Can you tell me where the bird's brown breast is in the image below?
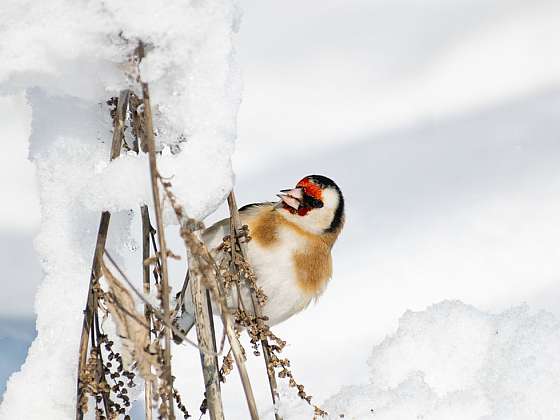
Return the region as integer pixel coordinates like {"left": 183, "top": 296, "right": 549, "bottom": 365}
{"left": 247, "top": 207, "right": 337, "bottom": 295}
{"left": 292, "top": 242, "right": 332, "bottom": 295}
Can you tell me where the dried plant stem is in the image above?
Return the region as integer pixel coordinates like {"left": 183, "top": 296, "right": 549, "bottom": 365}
{"left": 111, "top": 90, "right": 130, "bottom": 158}
{"left": 160, "top": 181, "right": 260, "bottom": 420}
{"left": 227, "top": 192, "right": 282, "bottom": 420}
{"left": 141, "top": 205, "right": 154, "bottom": 420}
{"left": 104, "top": 251, "right": 215, "bottom": 353}
{"left": 188, "top": 241, "right": 259, "bottom": 420}
{"left": 76, "top": 89, "right": 129, "bottom": 420}
{"left": 206, "top": 289, "right": 220, "bottom": 363}
{"left": 92, "top": 303, "right": 112, "bottom": 416}
{"left": 141, "top": 80, "right": 175, "bottom": 420}
{"left": 188, "top": 260, "right": 224, "bottom": 420}
{"left": 76, "top": 213, "right": 108, "bottom": 420}
{"left": 222, "top": 299, "right": 260, "bottom": 420}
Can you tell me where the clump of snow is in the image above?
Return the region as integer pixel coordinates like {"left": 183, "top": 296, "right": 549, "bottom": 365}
{"left": 316, "top": 301, "right": 560, "bottom": 419}
{"left": 0, "top": 1, "right": 241, "bottom": 419}
{"left": 1, "top": 0, "right": 242, "bottom": 220}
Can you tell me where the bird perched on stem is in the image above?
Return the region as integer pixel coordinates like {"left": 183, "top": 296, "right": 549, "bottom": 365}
{"left": 174, "top": 175, "right": 344, "bottom": 339}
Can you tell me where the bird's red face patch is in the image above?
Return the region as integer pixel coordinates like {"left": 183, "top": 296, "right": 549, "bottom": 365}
{"left": 283, "top": 201, "right": 311, "bottom": 216}
{"left": 281, "top": 177, "right": 324, "bottom": 216}
{"left": 297, "top": 178, "right": 322, "bottom": 201}
{"left": 289, "top": 178, "right": 322, "bottom": 216}
{"left": 296, "top": 207, "right": 311, "bottom": 216}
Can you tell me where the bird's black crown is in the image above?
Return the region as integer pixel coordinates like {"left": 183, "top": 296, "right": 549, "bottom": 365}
{"left": 306, "top": 175, "right": 339, "bottom": 190}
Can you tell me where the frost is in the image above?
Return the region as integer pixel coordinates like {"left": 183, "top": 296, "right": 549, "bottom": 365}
{"left": 315, "top": 301, "right": 560, "bottom": 420}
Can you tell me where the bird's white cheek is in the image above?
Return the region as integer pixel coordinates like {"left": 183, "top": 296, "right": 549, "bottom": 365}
{"left": 284, "top": 207, "right": 335, "bottom": 234}
{"left": 307, "top": 208, "right": 336, "bottom": 231}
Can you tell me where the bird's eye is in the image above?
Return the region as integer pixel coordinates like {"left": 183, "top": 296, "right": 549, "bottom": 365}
{"left": 302, "top": 194, "right": 323, "bottom": 209}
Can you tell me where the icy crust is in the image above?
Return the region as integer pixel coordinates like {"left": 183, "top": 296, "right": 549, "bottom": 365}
{"left": 315, "top": 301, "right": 560, "bottom": 420}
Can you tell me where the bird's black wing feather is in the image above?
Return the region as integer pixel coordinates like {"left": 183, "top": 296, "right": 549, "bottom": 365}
{"left": 238, "top": 202, "right": 273, "bottom": 213}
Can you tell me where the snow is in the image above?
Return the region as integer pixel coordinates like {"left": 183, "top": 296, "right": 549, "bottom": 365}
{"left": 1, "top": 0, "right": 241, "bottom": 220}
{"left": 0, "top": 94, "right": 39, "bottom": 230}
{"left": 0, "top": 0, "right": 241, "bottom": 418}
{"left": 315, "top": 301, "right": 560, "bottom": 420}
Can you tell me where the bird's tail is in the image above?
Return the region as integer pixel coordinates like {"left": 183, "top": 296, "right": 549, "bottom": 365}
{"left": 172, "top": 310, "right": 195, "bottom": 344}
{"left": 172, "top": 270, "right": 195, "bottom": 344}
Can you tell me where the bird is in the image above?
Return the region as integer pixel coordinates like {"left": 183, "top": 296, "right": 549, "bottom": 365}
{"left": 173, "top": 175, "right": 345, "bottom": 340}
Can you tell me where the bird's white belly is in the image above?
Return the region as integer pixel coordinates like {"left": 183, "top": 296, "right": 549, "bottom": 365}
{"left": 202, "top": 217, "right": 313, "bottom": 326}
{"left": 245, "top": 228, "right": 311, "bottom": 326}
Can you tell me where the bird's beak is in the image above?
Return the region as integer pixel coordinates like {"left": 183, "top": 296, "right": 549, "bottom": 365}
{"left": 276, "top": 187, "right": 303, "bottom": 210}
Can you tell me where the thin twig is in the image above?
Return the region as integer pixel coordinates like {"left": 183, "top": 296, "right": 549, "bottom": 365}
{"left": 75, "top": 89, "right": 129, "bottom": 420}
{"left": 227, "top": 192, "right": 282, "bottom": 420}
{"left": 140, "top": 70, "right": 175, "bottom": 420}
{"left": 92, "top": 305, "right": 112, "bottom": 416}
{"left": 103, "top": 251, "right": 218, "bottom": 356}
{"left": 189, "top": 259, "right": 225, "bottom": 420}
{"left": 111, "top": 90, "right": 130, "bottom": 159}
{"left": 160, "top": 180, "right": 260, "bottom": 420}
{"left": 76, "top": 212, "right": 110, "bottom": 420}
{"left": 141, "top": 205, "right": 154, "bottom": 420}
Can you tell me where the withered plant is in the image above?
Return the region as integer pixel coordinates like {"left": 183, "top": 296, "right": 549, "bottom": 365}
{"left": 75, "top": 42, "right": 327, "bottom": 420}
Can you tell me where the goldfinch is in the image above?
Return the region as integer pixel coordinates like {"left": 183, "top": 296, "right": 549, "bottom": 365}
{"left": 174, "top": 175, "right": 344, "bottom": 338}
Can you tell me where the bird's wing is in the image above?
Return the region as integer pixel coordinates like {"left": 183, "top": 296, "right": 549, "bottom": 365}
{"left": 173, "top": 202, "right": 276, "bottom": 343}
{"left": 202, "top": 202, "right": 275, "bottom": 249}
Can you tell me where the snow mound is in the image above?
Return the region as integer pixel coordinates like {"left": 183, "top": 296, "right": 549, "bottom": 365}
{"left": 290, "top": 301, "right": 560, "bottom": 419}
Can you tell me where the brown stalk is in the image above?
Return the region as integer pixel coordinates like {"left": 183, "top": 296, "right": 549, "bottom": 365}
{"left": 225, "top": 194, "right": 327, "bottom": 418}
{"left": 101, "top": 260, "right": 159, "bottom": 381}
{"left": 92, "top": 301, "right": 111, "bottom": 416}
{"left": 141, "top": 205, "right": 154, "bottom": 420}
{"left": 160, "top": 181, "right": 260, "bottom": 420}
{"left": 188, "top": 259, "right": 225, "bottom": 420}
{"left": 226, "top": 192, "right": 282, "bottom": 420}
{"left": 75, "top": 89, "right": 129, "bottom": 420}
{"left": 103, "top": 251, "right": 216, "bottom": 354}
{"left": 188, "top": 237, "right": 259, "bottom": 420}
{"left": 141, "top": 78, "right": 176, "bottom": 420}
